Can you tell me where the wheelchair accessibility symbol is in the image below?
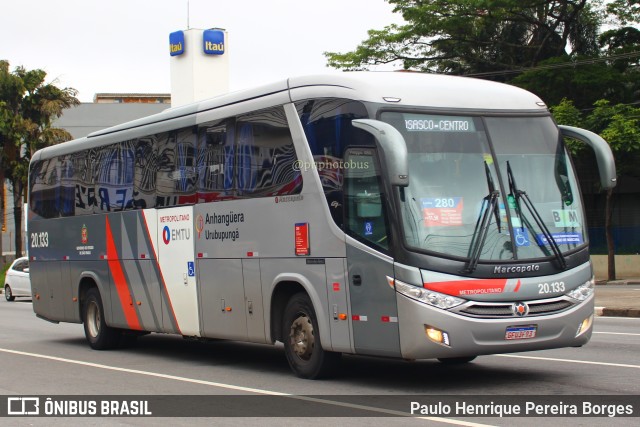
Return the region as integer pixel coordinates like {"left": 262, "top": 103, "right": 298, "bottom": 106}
{"left": 364, "top": 221, "right": 373, "bottom": 236}
{"left": 515, "top": 228, "right": 530, "bottom": 247}
{"left": 187, "top": 261, "right": 195, "bottom": 277}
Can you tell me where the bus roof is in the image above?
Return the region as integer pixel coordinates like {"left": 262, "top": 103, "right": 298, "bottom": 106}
{"left": 287, "top": 72, "right": 546, "bottom": 111}
{"left": 89, "top": 72, "right": 545, "bottom": 138}
{"left": 34, "top": 72, "right": 547, "bottom": 161}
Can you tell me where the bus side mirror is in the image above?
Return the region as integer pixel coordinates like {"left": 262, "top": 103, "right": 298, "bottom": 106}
{"left": 559, "top": 125, "right": 617, "bottom": 190}
{"left": 352, "top": 119, "right": 409, "bottom": 187}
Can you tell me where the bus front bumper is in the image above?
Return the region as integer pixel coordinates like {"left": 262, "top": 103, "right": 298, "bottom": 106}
{"left": 396, "top": 293, "right": 594, "bottom": 360}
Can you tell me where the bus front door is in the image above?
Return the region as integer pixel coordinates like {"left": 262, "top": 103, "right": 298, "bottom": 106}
{"left": 343, "top": 147, "right": 401, "bottom": 357}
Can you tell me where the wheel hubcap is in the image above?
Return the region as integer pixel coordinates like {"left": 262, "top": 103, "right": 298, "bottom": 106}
{"left": 87, "top": 301, "right": 101, "bottom": 338}
{"left": 289, "top": 315, "right": 314, "bottom": 361}
{"left": 5, "top": 287, "right": 11, "bottom": 299}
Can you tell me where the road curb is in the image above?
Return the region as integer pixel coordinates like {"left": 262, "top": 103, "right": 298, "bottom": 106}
{"left": 597, "top": 280, "right": 640, "bottom": 285}
{"left": 595, "top": 306, "right": 640, "bottom": 318}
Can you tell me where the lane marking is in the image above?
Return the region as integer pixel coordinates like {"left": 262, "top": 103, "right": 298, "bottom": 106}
{"left": 593, "top": 331, "right": 640, "bottom": 336}
{"left": 0, "top": 347, "right": 492, "bottom": 426}
{"left": 495, "top": 354, "right": 640, "bottom": 369}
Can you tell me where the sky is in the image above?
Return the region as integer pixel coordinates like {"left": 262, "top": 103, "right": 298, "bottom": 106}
{"left": 1, "top": 0, "right": 404, "bottom": 102}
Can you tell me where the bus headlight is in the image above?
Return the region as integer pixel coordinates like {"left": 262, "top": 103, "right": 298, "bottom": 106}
{"left": 576, "top": 315, "right": 593, "bottom": 337}
{"left": 425, "top": 325, "right": 451, "bottom": 346}
{"left": 566, "top": 277, "right": 595, "bottom": 301}
{"left": 390, "top": 277, "right": 465, "bottom": 309}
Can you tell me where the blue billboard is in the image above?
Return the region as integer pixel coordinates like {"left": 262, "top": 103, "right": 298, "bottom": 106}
{"left": 203, "top": 29, "right": 225, "bottom": 55}
{"left": 170, "top": 31, "right": 185, "bottom": 56}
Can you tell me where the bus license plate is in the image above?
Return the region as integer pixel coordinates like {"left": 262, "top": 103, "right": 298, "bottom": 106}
{"left": 505, "top": 325, "right": 537, "bottom": 340}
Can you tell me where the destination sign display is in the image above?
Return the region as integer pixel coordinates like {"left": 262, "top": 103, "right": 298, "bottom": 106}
{"left": 403, "top": 114, "right": 476, "bottom": 132}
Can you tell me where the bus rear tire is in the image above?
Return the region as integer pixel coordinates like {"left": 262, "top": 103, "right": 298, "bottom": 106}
{"left": 282, "top": 292, "right": 340, "bottom": 379}
{"left": 83, "top": 288, "right": 121, "bottom": 350}
{"left": 437, "top": 356, "right": 477, "bottom": 365}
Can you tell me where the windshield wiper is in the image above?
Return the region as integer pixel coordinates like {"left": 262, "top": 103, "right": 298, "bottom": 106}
{"left": 484, "top": 161, "right": 502, "bottom": 233}
{"left": 507, "top": 161, "right": 567, "bottom": 270}
{"left": 462, "top": 161, "right": 500, "bottom": 273}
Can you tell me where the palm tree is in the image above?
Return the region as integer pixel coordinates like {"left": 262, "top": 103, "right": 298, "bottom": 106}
{"left": 0, "top": 61, "right": 79, "bottom": 256}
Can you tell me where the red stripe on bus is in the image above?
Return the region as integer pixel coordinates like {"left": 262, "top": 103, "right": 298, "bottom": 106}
{"left": 105, "top": 218, "right": 141, "bottom": 330}
{"left": 423, "top": 279, "right": 508, "bottom": 297}
{"left": 140, "top": 211, "right": 182, "bottom": 335}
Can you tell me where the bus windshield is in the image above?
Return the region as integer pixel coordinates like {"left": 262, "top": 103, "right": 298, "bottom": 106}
{"left": 380, "top": 112, "right": 586, "bottom": 263}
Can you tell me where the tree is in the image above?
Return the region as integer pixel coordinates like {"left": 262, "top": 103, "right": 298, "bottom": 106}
{"left": 550, "top": 97, "right": 584, "bottom": 130}
{"left": 512, "top": 56, "right": 627, "bottom": 109}
{"left": 553, "top": 98, "right": 640, "bottom": 280}
{"left": 0, "top": 60, "right": 79, "bottom": 256}
{"left": 0, "top": 61, "right": 27, "bottom": 257}
{"left": 513, "top": 25, "right": 640, "bottom": 108}
{"left": 606, "top": 0, "right": 640, "bottom": 25}
{"left": 587, "top": 100, "right": 640, "bottom": 280}
{"left": 325, "top": 0, "right": 604, "bottom": 76}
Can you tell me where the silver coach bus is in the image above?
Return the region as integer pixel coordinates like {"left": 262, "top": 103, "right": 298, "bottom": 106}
{"left": 28, "top": 72, "right": 616, "bottom": 378}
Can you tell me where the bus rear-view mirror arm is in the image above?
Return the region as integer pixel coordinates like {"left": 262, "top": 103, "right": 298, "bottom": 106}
{"left": 559, "top": 125, "right": 617, "bottom": 190}
{"left": 352, "top": 119, "right": 409, "bottom": 187}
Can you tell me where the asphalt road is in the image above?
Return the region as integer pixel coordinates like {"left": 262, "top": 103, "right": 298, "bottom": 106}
{"left": 0, "top": 299, "right": 638, "bottom": 426}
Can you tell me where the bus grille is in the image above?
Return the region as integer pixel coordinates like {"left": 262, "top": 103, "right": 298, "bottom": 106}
{"left": 458, "top": 299, "right": 575, "bottom": 318}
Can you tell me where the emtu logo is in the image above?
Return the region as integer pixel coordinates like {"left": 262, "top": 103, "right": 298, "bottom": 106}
{"left": 162, "top": 226, "right": 191, "bottom": 245}
{"left": 162, "top": 226, "right": 171, "bottom": 245}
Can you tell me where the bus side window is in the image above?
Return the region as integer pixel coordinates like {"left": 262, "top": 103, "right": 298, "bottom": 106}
{"left": 58, "top": 154, "right": 76, "bottom": 217}
{"left": 29, "top": 159, "right": 59, "bottom": 219}
{"left": 93, "top": 142, "right": 135, "bottom": 213}
{"left": 295, "top": 98, "right": 372, "bottom": 229}
{"left": 134, "top": 137, "right": 157, "bottom": 209}
{"left": 197, "top": 120, "right": 234, "bottom": 202}
{"left": 236, "top": 107, "right": 301, "bottom": 198}
{"left": 343, "top": 148, "right": 390, "bottom": 251}
{"left": 156, "top": 128, "right": 197, "bottom": 207}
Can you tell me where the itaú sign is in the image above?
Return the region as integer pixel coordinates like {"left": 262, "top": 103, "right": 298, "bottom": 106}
{"left": 169, "top": 30, "right": 185, "bottom": 56}
{"left": 203, "top": 29, "right": 224, "bottom": 55}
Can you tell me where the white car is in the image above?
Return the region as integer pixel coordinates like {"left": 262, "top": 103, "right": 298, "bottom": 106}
{"left": 4, "top": 257, "right": 31, "bottom": 301}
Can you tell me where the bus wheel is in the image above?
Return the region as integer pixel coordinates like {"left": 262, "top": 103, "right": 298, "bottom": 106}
{"left": 282, "top": 293, "right": 340, "bottom": 379}
{"left": 437, "top": 356, "right": 477, "bottom": 365}
{"left": 83, "top": 288, "right": 120, "bottom": 350}
{"left": 4, "top": 285, "right": 15, "bottom": 302}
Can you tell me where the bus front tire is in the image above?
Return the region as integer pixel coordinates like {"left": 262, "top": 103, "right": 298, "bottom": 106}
{"left": 282, "top": 292, "right": 340, "bottom": 379}
{"left": 437, "top": 356, "right": 477, "bottom": 365}
{"left": 83, "top": 288, "right": 121, "bottom": 350}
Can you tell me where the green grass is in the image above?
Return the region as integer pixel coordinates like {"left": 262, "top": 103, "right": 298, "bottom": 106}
{"left": 0, "top": 261, "right": 11, "bottom": 290}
